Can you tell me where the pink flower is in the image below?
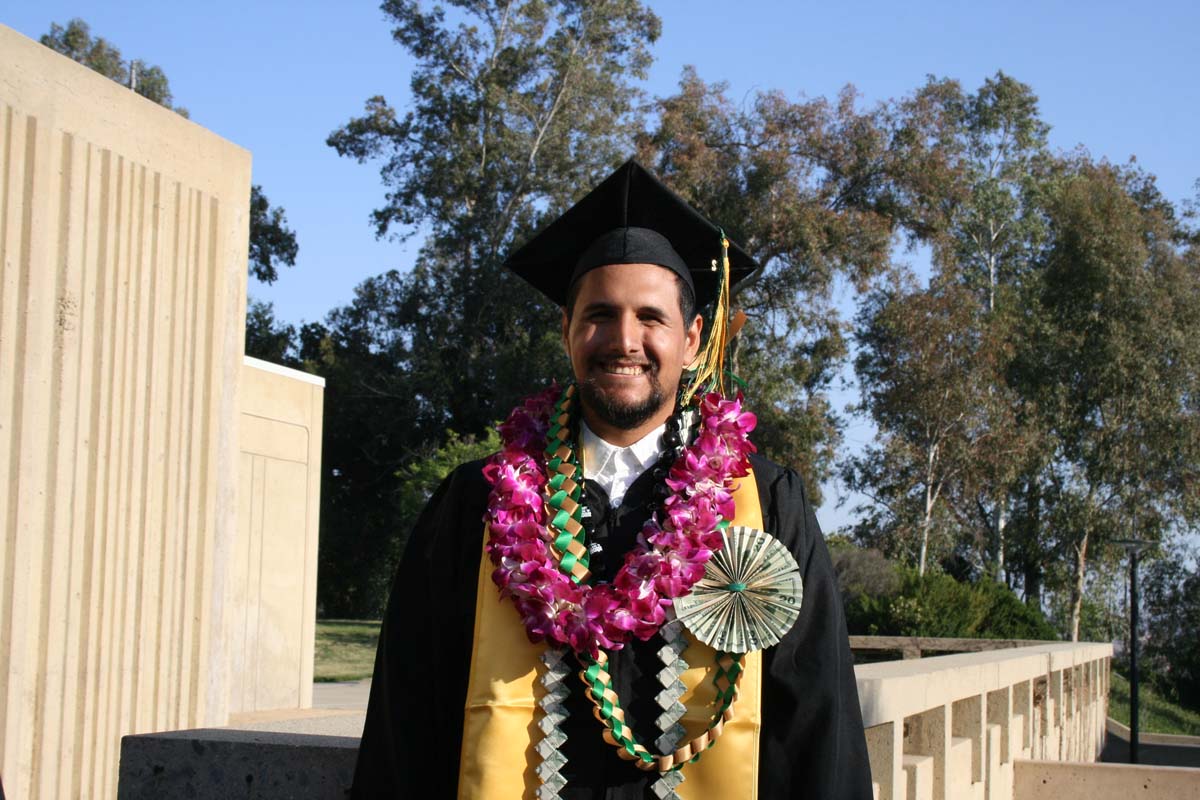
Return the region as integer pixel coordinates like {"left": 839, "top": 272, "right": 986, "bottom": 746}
{"left": 483, "top": 384, "right": 757, "bottom": 656}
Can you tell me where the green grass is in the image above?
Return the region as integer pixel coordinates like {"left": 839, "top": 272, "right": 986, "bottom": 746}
{"left": 315, "top": 619, "right": 381, "bottom": 682}
{"left": 1108, "top": 669, "right": 1200, "bottom": 736}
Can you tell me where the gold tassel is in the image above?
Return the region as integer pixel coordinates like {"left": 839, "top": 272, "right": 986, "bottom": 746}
{"left": 683, "top": 233, "right": 733, "bottom": 405}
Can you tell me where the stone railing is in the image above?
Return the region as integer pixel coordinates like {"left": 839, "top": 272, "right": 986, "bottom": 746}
{"left": 850, "top": 636, "right": 1061, "bottom": 661}
{"left": 855, "top": 641, "right": 1113, "bottom": 800}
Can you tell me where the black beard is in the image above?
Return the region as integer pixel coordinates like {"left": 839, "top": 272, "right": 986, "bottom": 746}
{"left": 577, "top": 369, "right": 670, "bottom": 432}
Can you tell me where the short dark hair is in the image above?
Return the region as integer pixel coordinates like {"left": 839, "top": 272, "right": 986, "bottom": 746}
{"left": 563, "top": 268, "right": 696, "bottom": 323}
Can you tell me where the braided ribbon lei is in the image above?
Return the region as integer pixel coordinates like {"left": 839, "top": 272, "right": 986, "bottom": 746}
{"left": 582, "top": 648, "right": 745, "bottom": 772}
{"left": 483, "top": 383, "right": 757, "bottom": 771}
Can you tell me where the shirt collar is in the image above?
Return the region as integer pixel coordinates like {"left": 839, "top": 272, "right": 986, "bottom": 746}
{"left": 579, "top": 420, "right": 666, "bottom": 505}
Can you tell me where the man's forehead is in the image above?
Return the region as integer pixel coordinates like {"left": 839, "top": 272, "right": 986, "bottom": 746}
{"left": 579, "top": 261, "right": 679, "bottom": 285}
{"left": 569, "top": 262, "right": 683, "bottom": 305}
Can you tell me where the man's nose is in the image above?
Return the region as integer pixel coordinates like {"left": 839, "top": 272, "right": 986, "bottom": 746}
{"left": 616, "top": 312, "right": 641, "bottom": 353}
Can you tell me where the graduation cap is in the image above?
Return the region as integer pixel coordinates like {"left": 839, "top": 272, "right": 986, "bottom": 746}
{"left": 503, "top": 159, "right": 758, "bottom": 309}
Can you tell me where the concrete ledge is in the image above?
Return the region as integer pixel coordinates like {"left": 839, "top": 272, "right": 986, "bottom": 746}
{"left": 118, "top": 729, "right": 357, "bottom": 800}
{"left": 855, "top": 643, "right": 1111, "bottom": 726}
{"left": 1013, "top": 759, "right": 1200, "bottom": 799}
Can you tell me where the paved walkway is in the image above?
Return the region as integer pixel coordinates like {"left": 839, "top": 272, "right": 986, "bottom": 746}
{"left": 313, "top": 678, "right": 371, "bottom": 709}
{"left": 223, "top": 681, "right": 372, "bottom": 738}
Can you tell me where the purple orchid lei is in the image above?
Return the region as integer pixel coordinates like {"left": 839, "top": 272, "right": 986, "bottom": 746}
{"left": 482, "top": 384, "right": 757, "bottom": 659}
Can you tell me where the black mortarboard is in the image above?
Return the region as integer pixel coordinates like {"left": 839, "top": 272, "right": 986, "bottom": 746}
{"left": 503, "top": 159, "right": 758, "bottom": 308}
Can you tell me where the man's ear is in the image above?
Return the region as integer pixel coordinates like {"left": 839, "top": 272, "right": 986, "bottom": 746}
{"left": 684, "top": 313, "right": 704, "bottom": 363}
{"left": 561, "top": 307, "right": 571, "bottom": 359}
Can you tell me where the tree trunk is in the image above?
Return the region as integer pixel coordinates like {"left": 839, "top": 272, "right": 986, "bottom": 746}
{"left": 994, "top": 500, "right": 1007, "bottom": 582}
{"left": 1023, "top": 564, "right": 1041, "bottom": 608}
{"left": 919, "top": 482, "right": 934, "bottom": 576}
{"left": 1019, "top": 476, "right": 1043, "bottom": 605}
{"left": 1069, "top": 530, "right": 1090, "bottom": 642}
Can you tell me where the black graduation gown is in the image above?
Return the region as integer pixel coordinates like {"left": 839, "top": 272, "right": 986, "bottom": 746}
{"left": 350, "top": 453, "right": 873, "bottom": 799}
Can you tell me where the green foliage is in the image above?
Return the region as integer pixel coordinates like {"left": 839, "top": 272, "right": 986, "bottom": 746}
{"left": 394, "top": 427, "right": 501, "bottom": 559}
{"left": 636, "top": 71, "right": 898, "bottom": 492}
{"left": 317, "top": 427, "right": 500, "bottom": 618}
{"left": 323, "top": 0, "right": 664, "bottom": 444}
{"left": 830, "top": 541, "right": 901, "bottom": 603}
{"left": 316, "top": 0, "right": 664, "bottom": 615}
{"left": 1012, "top": 159, "right": 1200, "bottom": 638}
{"left": 1109, "top": 669, "right": 1200, "bottom": 737}
{"left": 849, "top": 69, "right": 1200, "bottom": 648}
{"left": 1141, "top": 553, "right": 1200, "bottom": 711}
{"left": 844, "top": 280, "right": 996, "bottom": 574}
{"left": 41, "top": 18, "right": 189, "bottom": 116}
{"left": 1071, "top": 594, "right": 1123, "bottom": 646}
{"left": 834, "top": 546, "right": 1058, "bottom": 640}
{"left": 248, "top": 185, "right": 299, "bottom": 285}
{"left": 849, "top": 72, "right": 1051, "bottom": 583}
{"left": 244, "top": 300, "right": 299, "bottom": 364}
{"left": 889, "top": 572, "right": 1058, "bottom": 639}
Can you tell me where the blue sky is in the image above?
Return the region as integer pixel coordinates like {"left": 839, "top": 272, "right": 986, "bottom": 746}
{"left": 5, "top": 1, "right": 1198, "bottom": 529}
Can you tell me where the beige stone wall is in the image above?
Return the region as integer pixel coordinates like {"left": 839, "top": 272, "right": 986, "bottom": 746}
{"left": 230, "top": 357, "right": 324, "bottom": 714}
{"left": 856, "top": 642, "right": 1113, "bottom": 800}
{"left": 0, "top": 24, "right": 250, "bottom": 799}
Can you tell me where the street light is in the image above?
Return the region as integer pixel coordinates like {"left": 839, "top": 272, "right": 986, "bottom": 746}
{"left": 1112, "top": 538, "right": 1152, "bottom": 763}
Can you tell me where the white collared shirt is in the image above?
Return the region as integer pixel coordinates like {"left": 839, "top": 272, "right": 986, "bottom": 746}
{"left": 579, "top": 420, "right": 666, "bottom": 507}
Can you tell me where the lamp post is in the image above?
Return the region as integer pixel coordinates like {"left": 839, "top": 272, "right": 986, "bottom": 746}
{"left": 1112, "top": 538, "right": 1152, "bottom": 763}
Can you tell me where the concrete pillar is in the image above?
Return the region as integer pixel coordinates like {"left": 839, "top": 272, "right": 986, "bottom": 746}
{"left": 987, "top": 686, "right": 1012, "bottom": 765}
{"left": 1013, "top": 679, "right": 1033, "bottom": 756}
{"left": 984, "top": 724, "right": 1006, "bottom": 800}
{"left": 1050, "top": 670, "right": 1064, "bottom": 760}
{"left": 1033, "top": 676, "right": 1049, "bottom": 760}
{"left": 866, "top": 721, "right": 904, "bottom": 800}
{"left": 952, "top": 694, "right": 985, "bottom": 783}
{"left": 903, "top": 753, "right": 934, "bottom": 800}
{"left": 905, "top": 705, "right": 950, "bottom": 800}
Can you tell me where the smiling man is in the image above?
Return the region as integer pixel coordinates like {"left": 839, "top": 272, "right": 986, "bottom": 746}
{"left": 351, "top": 161, "right": 872, "bottom": 799}
{"left": 565, "top": 260, "right": 702, "bottom": 445}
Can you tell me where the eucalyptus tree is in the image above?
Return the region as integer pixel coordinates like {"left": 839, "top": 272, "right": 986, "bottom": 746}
{"left": 1018, "top": 159, "right": 1200, "bottom": 639}
{"left": 845, "top": 280, "right": 1009, "bottom": 574}
{"left": 321, "top": 0, "right": 663, "bottom": 614}
{"left": 906, "top": 74, "right": 1050, "bottom": 580}
{"left": 635, "top": 68, "right": 896, "bottom": 494}
{"left": 847, "top": 73, "right": 1050, "bottom": 580}
{"left": 328, "top": 0, "right": 662, "bottom": 438}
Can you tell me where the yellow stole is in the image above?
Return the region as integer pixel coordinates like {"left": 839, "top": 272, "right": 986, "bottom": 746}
{"left": 457, "top": 470, "right": 764, "bottom": 799}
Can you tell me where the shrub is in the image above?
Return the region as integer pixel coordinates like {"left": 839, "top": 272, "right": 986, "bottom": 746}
{"left": 830, "top": 544, "right": 1058, "bottom": 640}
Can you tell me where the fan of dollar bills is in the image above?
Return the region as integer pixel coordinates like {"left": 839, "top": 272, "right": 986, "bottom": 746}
{"left": 673, "top": 526, "right": 803, "bottom": 654}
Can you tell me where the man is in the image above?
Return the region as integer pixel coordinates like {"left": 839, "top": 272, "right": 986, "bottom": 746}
{"left": 352, "top": 160, "right": 873, "bottom": 799}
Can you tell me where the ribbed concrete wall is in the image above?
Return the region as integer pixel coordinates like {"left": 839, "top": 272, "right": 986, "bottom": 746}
{"left": 0, "top": 24, "right": 250, "bottom": 799}
{"left": 230, "top": 357, "right": 324, "bottom": 715}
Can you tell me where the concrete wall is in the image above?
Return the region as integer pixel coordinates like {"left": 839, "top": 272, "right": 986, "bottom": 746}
{"left": 1013, "top": 760, "right": 1200, "bottom": 799}
{"left": 230, "top": 357, "right": 324, "bottom": 714}
{"left": 856, "top": 642, "right": 1113, "bottom": 800}
{"left": 0, "top": 24, "right": 250, "bottom": 799}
